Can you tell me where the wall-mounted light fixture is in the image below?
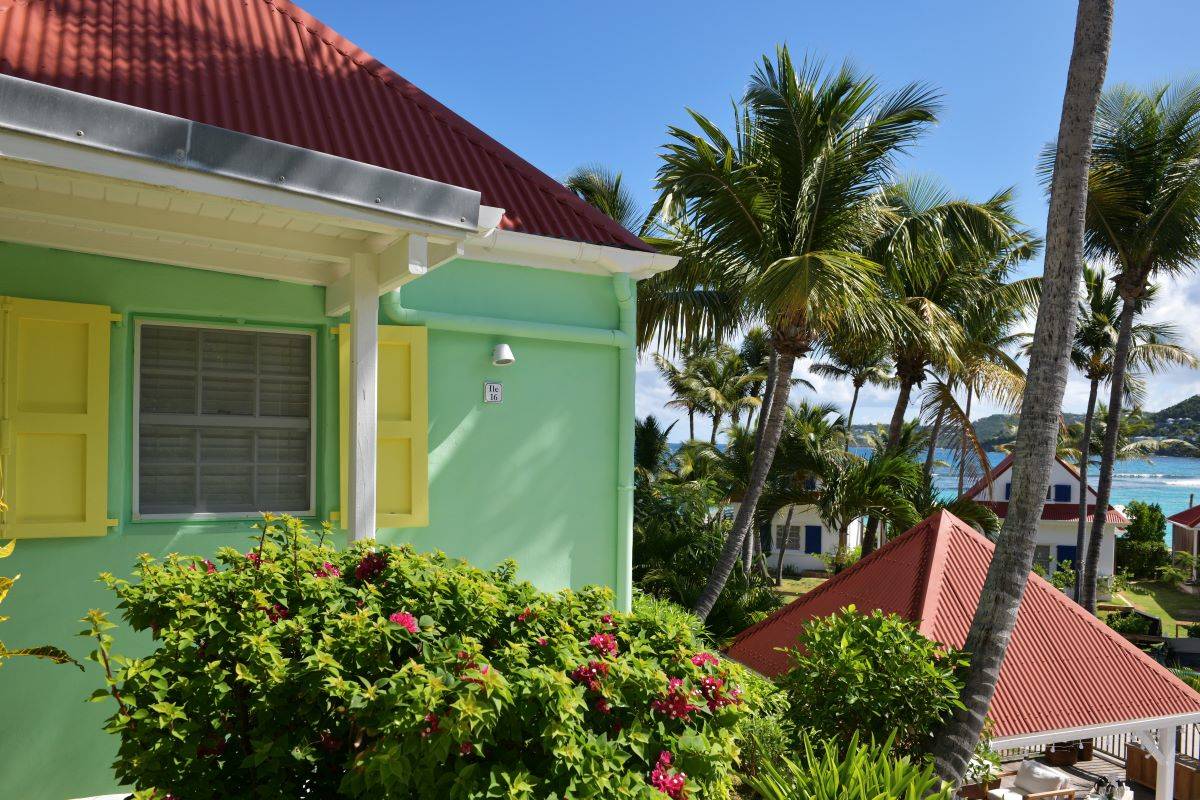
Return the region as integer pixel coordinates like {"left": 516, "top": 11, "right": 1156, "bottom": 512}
{"left": 492, "top": 343, "right": 516, "bottom": 366}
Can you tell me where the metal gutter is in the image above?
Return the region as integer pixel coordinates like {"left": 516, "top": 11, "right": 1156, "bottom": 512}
{"left": 0, "top": 72, "right": 481, "bottom": 233}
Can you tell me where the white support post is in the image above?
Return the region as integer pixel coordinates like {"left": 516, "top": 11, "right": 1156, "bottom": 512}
{"left": 1137, "top": 726, "right": 1178, "bottom": 800}
{"left": 347, "top": 252, "right": 379, "bottom": 542}
{"left": 1156, "top": 725, "right": 1177, "bottom": 800}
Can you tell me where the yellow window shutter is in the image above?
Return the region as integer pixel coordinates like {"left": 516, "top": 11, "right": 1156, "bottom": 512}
{"left": 0, "top": 297, "right": 112, "bottom": 538}
{"left": 338, "top": 324, "right": 429, "bottom": 528}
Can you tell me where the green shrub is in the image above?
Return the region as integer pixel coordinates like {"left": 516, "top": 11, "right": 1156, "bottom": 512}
{"left": 1117, "top": 502, "right": 1171, "bottom": 579}
{"left": 744, "top": 733, "right": 952, "bottom": 800}
{"left": 1049, "top": 561, "right": 1076, "bottom": 593}
{"left": 86, "top": 515, "right": 766, "bottom": 799}
{"left": 737, "top": 715, "right": 793, "bottom": 783}
{"left": 634, "top": 480, "right": 781, "bottom": 642}
{"left": 778, "top": 607, "right": 966, "bottom": 757}
{"left": 1105, "top": 610, "right": 1158, "bottom": 636}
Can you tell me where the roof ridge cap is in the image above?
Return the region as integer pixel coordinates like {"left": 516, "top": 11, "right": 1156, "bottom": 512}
{"left": 915, "top": 512, "right": 955, "bottom": 636}
{"left": 258, "top": 0, "right": 650, "bottom": 251}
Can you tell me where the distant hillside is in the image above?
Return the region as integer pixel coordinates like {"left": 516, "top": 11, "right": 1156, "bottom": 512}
{"left": 830, "top": 395, "right": 1200, "bottom": 457}
{"left": 1147, "top": 395, "right": 1200, "bottom": 455}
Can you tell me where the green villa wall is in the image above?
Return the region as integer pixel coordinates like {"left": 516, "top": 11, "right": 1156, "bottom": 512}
{"left": 0, "top": 241, "right": 621, "bottom": 800}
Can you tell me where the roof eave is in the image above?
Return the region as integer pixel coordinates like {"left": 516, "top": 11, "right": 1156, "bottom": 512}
{"left": 0, "top": 72, "right": 482, "bottom": 235}
{"left": 992, "top": 711, "right": 1200, "bottom": 749}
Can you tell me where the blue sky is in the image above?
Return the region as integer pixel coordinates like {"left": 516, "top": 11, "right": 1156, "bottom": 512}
{"left": 304, "top": 0, "right": 1200, "bottom": 434}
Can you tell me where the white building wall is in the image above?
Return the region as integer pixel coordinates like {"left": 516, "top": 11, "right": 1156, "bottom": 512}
{"left": 766, "top": 504, "right": 863, "bottom": 574}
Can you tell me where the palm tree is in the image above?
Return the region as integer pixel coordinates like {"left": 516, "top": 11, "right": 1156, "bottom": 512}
{"left": 652, "top": 343, "right": 712, "bottom": 441}
{"left": 873, "top": 178, "right": 1036, "bottom": 451}
{"left": 1067, "top": 267, "right": 1196, "bottom": 596}
{"left": 813, "top": 451, "right": 922, "bottom": 566}
{"left": 931, "top": 0, "right": 1113, "bottom": 783}
{"left": 690, "top": 344, "right": 766, "bottom": 444}
{"left": 652, "top": 48, "right": 940, "bottom": 621}
{"left": 857, "top": 420, "right": 930, "bottom": 553}
{"left": 564, "top": 165, "right": 645, "bottom": 235}
{"left": 758, "top": 402, "right": 846, "bottom": 581}
{"left": 634, "top": 415, "right": 677, "bottom": 481}
{"left": 739, "top": 327, "right": 773, "bottom": 432}
{"left": 1071, "top": 80, "right": 1200, "bottom": 613}
{"left": 810, "top": 340, "right": 895, "bottom": 450}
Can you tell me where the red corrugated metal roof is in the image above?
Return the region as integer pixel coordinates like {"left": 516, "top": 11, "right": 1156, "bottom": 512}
{"left": 0, "top": 0, "right": 652, "bottom": 252}
{"left": 976, "top": 500, "right": 1129, "bottom": 525}
{"left": 727, "top": 510, "right": 1200, "bottom": 739}
{"left": 1169, "top": 505, "right": 1200, "bottom": 530}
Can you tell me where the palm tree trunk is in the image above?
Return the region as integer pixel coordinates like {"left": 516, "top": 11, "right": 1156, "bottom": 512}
{"left": 1081, "top": 302, "right": 1136, "bottom": 611}
{"left": 755, "top": 350, "right": 779, "bottom": 453}
{"left": 861, "top": 517, "right": 880, "bottom": 557}
{"left": 925, "top": 409, "right": 946, "bottom": 481}
{"left": 688, "top": 409, "right": 695, "bottom": 441}
{"left": 931, "top": 0, "right": 1112, "bottom": 784}
{"left": 837, "top": 523, "right": 849, "bottom": 564}
{"left": 693, "top": 352, "right": 797, "bottom": 621}
{"left": 957, "top": 388, "right": 974, "bottom": 497}
{"left": 845, "top": 383, "right": 862, "bottom": 453}
{"left": 887, "top": 377, "right": 915, "bottom": 450}
{"left": 774, "top": 505, "right": 796, "bottom": 585}
{"left": 1074, "top": 378, "right": 1100, "bottom": 598}
{"left": 709, "top": 411, "right": 723, "bottom": 446}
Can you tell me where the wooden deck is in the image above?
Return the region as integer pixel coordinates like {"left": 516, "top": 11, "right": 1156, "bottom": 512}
{"left": 998, "top": 756, "right": 1150, "bottom": 799}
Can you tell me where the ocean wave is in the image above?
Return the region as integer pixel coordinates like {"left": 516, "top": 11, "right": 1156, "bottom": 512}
{"left": 1119, "top": 473, "right": 1168, "bottom": 479}
{"left": 1160, "top": 478, "right": 1200, "bottom": 488}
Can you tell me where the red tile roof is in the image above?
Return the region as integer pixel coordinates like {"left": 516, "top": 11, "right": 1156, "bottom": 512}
{"left": 727, "top": 510, "right": 1200, "bottom": 740}
{"left": 0, "top": 0, "right": 652, "bottom": 252}
{"left": 1170, "top": 505, "right": 1200, "bottom": 530}
{"left": 963, "top": 454, "right": 1127, "bottom": 524}
{"left": 977, "top": 501, "right": 1129, "bottom": 525}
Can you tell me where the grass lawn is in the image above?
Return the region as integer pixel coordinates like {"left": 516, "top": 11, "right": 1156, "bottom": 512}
{"left": 1118, "top": 581, "right": 1200, "bottom": 634}
{"left": 776, "top": 576, "right": 827, "bottom": 600}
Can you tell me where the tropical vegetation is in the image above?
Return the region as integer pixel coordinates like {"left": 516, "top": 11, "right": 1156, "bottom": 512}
{"left": 779, "top": 608, "right": 967, "bottom": 758}
{"left": 86, "top": 515, "right": 775, "bottom": 800}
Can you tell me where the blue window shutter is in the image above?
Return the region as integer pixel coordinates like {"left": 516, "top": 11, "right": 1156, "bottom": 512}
{"left": 1005, "top": 483, "right": 1012, "bottom": 500}
{"left": 804, "top": 525, "right": 822, "bottom": 554}
{"left": 1054, "top": 484, "right": 1071, "bottom": 502}
{"left": 1056, "top": 545, "right": 1077, "bottom": 567}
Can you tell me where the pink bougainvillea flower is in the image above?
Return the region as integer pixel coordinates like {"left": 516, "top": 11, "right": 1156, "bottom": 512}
{"left": 459, "top": 741, "right": 473, "bottom": 756}
{"left": 388, "top": 611, "right": 419, "bottom": 633}
{"left": 650, "top": 751, "right": 688, "bottom": 798}
{"left": 314, "top": 561, "right": 341, "bottom": 578}
{"left": 354, "top": 551, "right": 387, "bottom": 582}
{"left": 537, "top": 637, "right": 549, "bottom": 647}
{"left": 690, "top": 652, "right": 719, "bottom": 668}
{"left": 517, "top": 607, "right": 533, "bottom": 622}
{"left": 203, "top": 559, "right": 217, "bottom": 574}
{"left": 594, "top": 697, "right": 611, "bottom": 714}
{"left": 265, "top": 603, "right": 289, "bottom": 623}
{"left": 601, "top": 614, "right": 614, "bottom": 625}
{"left": 421, "top": 712, "right": 441, "bottom": 738}
{"left": 245, "top": 551, "right": 262, "bottom": 567}
{"left": 650, "top": 678, "right": 700, "bottom": 720}
{"left": 589, "top": 632, "right": 618, "bottom": 656}
{"left": 570, "top": 660, "right": 610, "bottom": 692}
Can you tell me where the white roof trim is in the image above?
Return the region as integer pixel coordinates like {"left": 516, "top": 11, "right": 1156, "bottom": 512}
{"left": 465, "top": 226, "right": 678, "bottom": 280}
{"left": 992, "top": 712, "right": 1200, "bottom": 749}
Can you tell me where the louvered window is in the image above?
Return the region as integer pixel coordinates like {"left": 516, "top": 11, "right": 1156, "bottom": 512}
{"left": 135, "top": 323, "right": 314, "bottom": 517}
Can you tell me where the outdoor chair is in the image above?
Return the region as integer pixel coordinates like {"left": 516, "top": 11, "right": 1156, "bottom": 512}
{"left": 987, "top": 760, "right": 1076, "bottom": 800}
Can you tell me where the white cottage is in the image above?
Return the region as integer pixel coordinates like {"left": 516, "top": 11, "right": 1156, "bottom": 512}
{"left": 766, "top": 504, "right": 864, "bottom": 574}
{"left": 963, "top": 454, "right": 1127, "bottom": 578}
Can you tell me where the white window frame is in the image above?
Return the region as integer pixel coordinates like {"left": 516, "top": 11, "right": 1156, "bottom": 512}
{"left": 132, "top": 318, "right": 317, "bottom": 521}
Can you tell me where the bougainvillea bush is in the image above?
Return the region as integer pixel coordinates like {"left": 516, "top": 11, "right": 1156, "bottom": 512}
{"left": 86, "top": 515, "right": 767, "bottom": 799}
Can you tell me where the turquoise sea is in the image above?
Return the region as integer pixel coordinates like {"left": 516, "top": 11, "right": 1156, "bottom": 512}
{"left": 930, "top": 451, "right": 1200, "bottom": 543}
